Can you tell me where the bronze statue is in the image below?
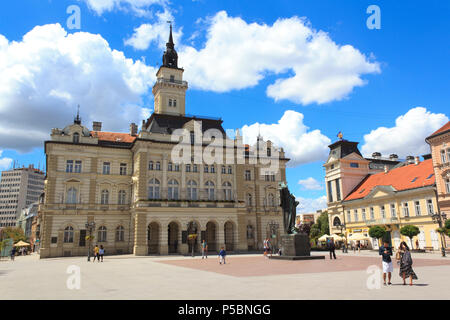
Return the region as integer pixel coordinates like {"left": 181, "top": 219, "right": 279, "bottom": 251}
{"left": 279, "top": 182, "right": 299, "bottom": 234}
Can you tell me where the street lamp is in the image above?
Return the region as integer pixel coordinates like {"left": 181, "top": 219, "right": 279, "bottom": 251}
{"left": 337, "top": 223, "right": 347, "bottom": 253}
{"left": 187, "top": 221, "right": 197, "bottom": 257}
{"left": 431, "top": 212, "right": 447, "bottom": 257}
{"left": 85, "top": 221, "right": 96, "bottom": 261}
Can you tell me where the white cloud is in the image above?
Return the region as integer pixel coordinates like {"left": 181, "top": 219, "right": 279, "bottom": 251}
{"left": 298, "top": 177, "right": 323, "bottom": 190}
{"left": 0, "top": 24, "right": 156, "bottom": 152}
{"left": 177, "top": 11, "right": 380, "bottom": 105}
{"left": 124, "top": 9, "right": 182, "bottom": 50}
{"left": 0, "top": 150, "right": 13, "bottom": 170}
{"left": 81, "top": 0, "right": 167, "bottom": 16}
{"left": 296, "top": 196, "right": 327, "bottom": 214}
{"left": 241, "top": 110, "right": 331, "bottom": 166}
{"left": 361, "top": 107, "right": 449, "bottom": 158}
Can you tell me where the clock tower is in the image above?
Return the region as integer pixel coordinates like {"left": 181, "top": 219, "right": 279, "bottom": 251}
{"left": 152, "top": 24, "right": 188, "bottom": 116}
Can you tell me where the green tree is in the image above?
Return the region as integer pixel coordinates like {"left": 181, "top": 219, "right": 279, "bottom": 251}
{"left": 0, "top": 227, "right": 27, "bottom": 243}
{"left": 369, "top": 226, "right": 386, "bottom": 244}
{"left": 309, "top": 211, "right": 329, "bottom": 244}
{"left": 445, "top": 219, "right": 450, "bottom": 230}
{"left": 400, "top": 225, "right": 420, "bottom": 247}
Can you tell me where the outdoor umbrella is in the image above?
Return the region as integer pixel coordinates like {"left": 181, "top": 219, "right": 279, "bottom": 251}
{"left": 13, "top": 240, "right": 30, "bottom": 247}
{"left": 330, "top": 234, "right": 344, "bottom": 241}
{"left": 348, "top": 233, "right": 370, "bottom": 241}
{"left": 318, "top": 234, "right": 330, "bottom": 242}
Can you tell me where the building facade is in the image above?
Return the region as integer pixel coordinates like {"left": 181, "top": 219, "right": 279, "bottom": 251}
{"left": 0, "top": 165, "right": 45, "bottom": 228}
{"left": 324, "top": 139, "right": 443, "bottom": 250}
{"left": 39, "top": 27, "right": 288, "bottom": 258}
{"left": 426, "top": 121, "right": 450, "bottom": 249}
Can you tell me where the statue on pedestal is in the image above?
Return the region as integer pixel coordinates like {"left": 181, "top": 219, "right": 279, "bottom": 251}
{"left": 279, "top": 182, "right": 299, "bottom": 234}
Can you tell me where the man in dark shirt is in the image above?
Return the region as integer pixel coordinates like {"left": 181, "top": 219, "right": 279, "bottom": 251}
{"left": 379, "top": 240, "right": 393, "bottom": 285}
{"left": 328, "top": 239, "right": 336, "bottom": 260}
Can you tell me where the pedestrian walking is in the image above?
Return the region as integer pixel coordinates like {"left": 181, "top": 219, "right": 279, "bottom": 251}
{"left": 356, "top": 240, "right": 361, "bottom": 253}
{"left": 99, "top": 245, "right": 105, "bottom": 262}
{"left": 10, "top": 247, "right": 16, "bottom": 261}
{"left": 379, "top": 240, "right": 393, "bottom": 285}
{"left": 328, "top": 238, "right": 336, "bottom": 259}
{"left": 201, "top": 240, "right": 208, "bottom": 259}
{"left": 219, "top": 246, "right": 226, "bottom": 264}
{"left": 93, "top": 244, "right": 99, "bottom": 262}
{"left": 263, "top": 238, "right": 269, "bottom": 258}
{"left": 267, "top": 238, "right": 273, "bottom": 257}
{"left": 397, "top": 241, "right": 417, "bottom": 286}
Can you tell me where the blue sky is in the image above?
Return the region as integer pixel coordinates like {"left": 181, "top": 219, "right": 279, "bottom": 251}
{"left": 0, "top": 0, "right": 449, "bottom": 212}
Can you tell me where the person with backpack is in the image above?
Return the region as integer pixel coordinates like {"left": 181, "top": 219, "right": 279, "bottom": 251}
{"left": 99, "top": 245, "right": 105, "bottom": 262}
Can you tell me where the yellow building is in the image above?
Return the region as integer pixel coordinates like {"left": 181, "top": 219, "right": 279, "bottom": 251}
{"left": 325, "top": 139, "right": 442, "bottom": 251}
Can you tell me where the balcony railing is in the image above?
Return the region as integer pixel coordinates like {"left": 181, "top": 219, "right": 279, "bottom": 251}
{"left": 366, "top": 217, "right": 399, "bottom": 225}
{"left": 156, "top": 78, "right": 188, "bottom": 86}
{"left": 144, "top": 188, "right": 236, "bottom": 202}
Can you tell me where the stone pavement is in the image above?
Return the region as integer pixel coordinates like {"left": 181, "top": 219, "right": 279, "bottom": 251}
{"left": 1, "top": 251, "right": 449, "bottom": 300}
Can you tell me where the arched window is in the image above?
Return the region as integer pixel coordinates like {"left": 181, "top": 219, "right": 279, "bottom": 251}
{"left": 101, "top": 190, "right": 109, "bottom": 204}
{"left": 204, "top": 165, "right": 209, "bottom": 173}
{"left": 156, "top": 161, "right": 161, "bottom": 170}
{"left": 246, "top": 193, "right": 252, "bottom": 207}
{"left": 115, "top": 226, "right": 125, "bottom": 242}
{"left": 148, "top": 161, "right": 154, "bottom": 170}
{"left": 66, "top": 187, "right": 78, "bottom": 204}
{"left": 227, "top": 166, "right": 232, "bottom": 174}
{"left": 168, "top": 179, "right": 179, "bottom": 200}
{"left": 64, "top": 226, "right": 74, "bottom": 243}
{"left": 187, "top": 180, "right": 197, "bottom": 200}
{"left": 221, "top": 166, "right": 226, "bottom": 174}
{"left": 98, "top": 226, "right": 107, "bottom": 242}
{"left": 333, "top": 217, "right": 341, "bottom": 226}
{"left": 73, "top": 132, "right": 80, "bottom": 144}
{"left": 211, "top": 165, "right": 216, "bottom": 173}
{"left": 118, "top": 190, "right": 126, "bottom": 205}
{"left": 223, "top": 182, "right": 232, "bottom": 201}
{"left": 205, "top": 181, "right": 215, "bottom": 200}
{"left": 148, "top": 178, "right": 160, "bottom": 199}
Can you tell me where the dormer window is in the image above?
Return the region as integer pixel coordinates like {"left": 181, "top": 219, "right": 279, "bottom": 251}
{"left": 73, "top": 132, "right": 80, "bottom": 144}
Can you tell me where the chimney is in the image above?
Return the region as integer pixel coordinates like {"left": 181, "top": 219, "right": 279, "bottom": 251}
{"left": 384, "top": 165, "right": 388, "bottom": 173}
{"left": 130, "top": 123, "right": 138, "bottom": 136}
{"left": 93, "top": 121, "right": 102, "bottom": 131}
{"left": 414, "top": 156, "right": 420, "bottom": 165}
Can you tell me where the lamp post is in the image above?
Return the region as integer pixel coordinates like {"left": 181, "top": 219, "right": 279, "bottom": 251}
{"left": 337, "top": 223, "right": 347, "bottom": 253}
{"left": 187, "top": 221, "right": 197, "bottom": 257}
{"left": 85, "top": 221, "right": 96, "bottom": 261}
{"left": 431, "top": 212, "right": 447, "bottom": 257}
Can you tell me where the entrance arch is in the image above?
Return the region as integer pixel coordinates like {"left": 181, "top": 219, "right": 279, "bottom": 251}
{"left": 147, "top": 222, "right": 159, "bottom": 254}
{"left": 168, "top": 221, "right": 180, "bottom": 254}
{"left": 224, "top": 221, "right": 235, "bottom": 251}
{"left": 206, "top": 221, "right": 217, "bottom": 252}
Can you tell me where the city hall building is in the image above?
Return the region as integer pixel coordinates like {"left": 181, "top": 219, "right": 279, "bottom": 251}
{"left": 38, "top": 28, "right": 288, "bottom": 258}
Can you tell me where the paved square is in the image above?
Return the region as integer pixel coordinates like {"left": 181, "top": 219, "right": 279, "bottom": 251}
{"left": 1, "top": 251, "right": 450, "bottom": 300}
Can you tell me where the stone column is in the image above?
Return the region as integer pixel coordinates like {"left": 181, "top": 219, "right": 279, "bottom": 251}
{"left": 159, "top": 221, "right": 168, "bottom": 255}
{"left": 133, "top": 213, "right": 147, "bottom": 256}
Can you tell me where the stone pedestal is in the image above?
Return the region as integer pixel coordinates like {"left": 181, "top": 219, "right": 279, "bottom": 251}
{"left": 269, "top": 233, "right": 325, "bottom": 261}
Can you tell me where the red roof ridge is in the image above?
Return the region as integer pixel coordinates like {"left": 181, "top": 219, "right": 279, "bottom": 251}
{"left": 427, "top": 121, "right": 450, "bottom": 139}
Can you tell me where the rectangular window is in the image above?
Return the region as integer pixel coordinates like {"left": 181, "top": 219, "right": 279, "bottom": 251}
{"left": 415, "top": 201, "right": 421, "bottom": 216}
{"left": 403, "top": 203, "right": 409, "bottom": 217}
{"left": 186, "top": 164, "right": 191, "bottom": 172}
{"left": 390, "top": 204, "right": 396, "bottom": 217}
{"left": 102, "top": 162, "right": 110, "bottom": 175}
{"left": 380, "top": 206, "right": 386, "bottom": 219}
{"left": 245, "top": 170, "right": 251, "bottom": 181}
{"left": 174, "top": 164, "right": 180, "bottom": 172}
{"left": 156, "top": 162, "right": 161, "bottom": 170}
{"left": 327, "top": 180, "right": 333, "bottom": 203}
{"left": 168, "top": 99, "right": 172, "bottom": 107}
{"left": 149, "top": 161, "right": 153, "bottom": 170}
{"left": 190, "top": 131, "right": 195, "bottom": 145}
{"left": 362, "top": 208, "right": 367, "bottom": 221}
{"left": 74, "top": 160, "right": 82, "bottom": 173}
{"left": 222, "top": 166, "right": 226, "bottom": 174}
{"left": 427, "top": 199, "right": 434, "bottom": 215}
{"left": 350, "top": 162, "right": 359, "bottom": 168}
{"left": 193, "top": 164, "right": 198, "bottom": 173}
{"left": 66, "top": 160, "right": 73, "bottom": 173}
{"left": 119, "top": 163, "right": 127, "bottom": 175}
{"left": 204, "top": 165, "right": 209, "bottom": 173}
{"left": 446, "top": 179, "right": 450, "bottom": 194}
{"left": 347, "top": 210, "right": 351, "bottom": 222}
{"left": 335, "top": 179, "right": 341, "bottom": 201}
{"left": 173, "top": 99, "right": 177, "bottom": 107}
{"left": 441, "top": 150, "right": 446, "bottom": 163}
{"left": 168, "top": 162, "right": 173, "bottom": 171}
{"left": 447, "top": 149, "right": 450, "bottom": 163}
{"left": 353, "top": 210, "right": 358, "bottom": 222}
{"left": 370, "top": 207, "right": 374, "bottom": 220}
{"left": 228, "top": 166, "right": 232, "bottom": 174}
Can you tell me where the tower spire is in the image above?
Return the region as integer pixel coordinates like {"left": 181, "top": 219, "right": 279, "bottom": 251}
{"left": 74, "top": 104, "right": 81, "bottom": 125}
{"left": 162, "top": 21, "right": 178, "bottom": 68}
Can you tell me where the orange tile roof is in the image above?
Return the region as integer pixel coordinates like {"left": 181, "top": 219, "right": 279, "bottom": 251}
{"left": 344, "top": 158, "right": 435, "bottom": 201}
{"left": 91, "top": 131, "right": 136, "bottom": 143}
{"left": 427, "top": 121, "right": 450, "bottom": 139}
